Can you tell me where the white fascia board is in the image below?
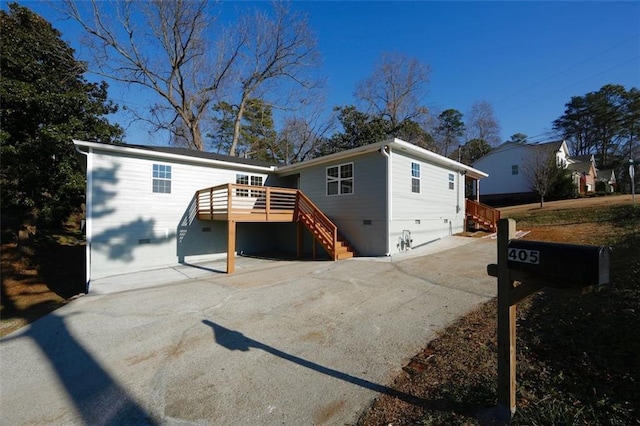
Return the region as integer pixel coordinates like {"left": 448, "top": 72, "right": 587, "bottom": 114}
{"left": 275, "top": 140, "right": 391, "bottom": 176}
{"left": 388, "top": 138, "right": 489, "bottom": 179}
{"left": 276, "top": 137, "right": 489, "bottom": 179}
{"left": 72, "top": 140, "right": 277, "bottom": 173}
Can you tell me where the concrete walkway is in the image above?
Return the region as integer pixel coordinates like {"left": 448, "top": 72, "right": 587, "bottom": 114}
{"left": 0, "top": 237, "right": 497, "bottom": 425}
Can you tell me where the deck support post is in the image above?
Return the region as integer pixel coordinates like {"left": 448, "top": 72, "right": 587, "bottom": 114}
{"left": 497, "top": 218, "right": 516, "bottom": 421}
{"left": 312, "top": 238, "right": 316, "bottom": 260}
{"left": 296, "top": 221, "right": 303, "bottom": 259}
{"left": 227, "top": 220, "right": 236, "bottom": 274}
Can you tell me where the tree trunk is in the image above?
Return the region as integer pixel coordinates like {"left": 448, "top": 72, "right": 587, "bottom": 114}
{"left": 540, "top": 195, "right": 544, "bottom": 208}
{"left": 191, "top": 123, "right": 204, "bottom": 151}
{"left": 229, "top": 96, "right": 248, "bottom": 157}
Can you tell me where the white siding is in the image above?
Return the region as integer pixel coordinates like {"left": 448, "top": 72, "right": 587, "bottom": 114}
{"left": 473, "top": 145, "right": 531, "bottom": 195}
{"left": 390, "top": 150, "right": 465, "bottom": 252}
{"left": 298, "top": 151, "right": 388, "bottom": 256}
{"left": 89, "top": 149, "right": 273, "bottom": 279}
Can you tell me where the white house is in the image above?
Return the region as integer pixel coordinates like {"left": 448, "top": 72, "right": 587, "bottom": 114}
{"left": 74, "top": 138, "right": 489, "bottom": 290}
{"left": 472, "top": 140, "right": 570, "bottom": 204}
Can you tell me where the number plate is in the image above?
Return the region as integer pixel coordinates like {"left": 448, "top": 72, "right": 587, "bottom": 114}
{"left": 508, "top": 248, "right": 540, "bottom": 264}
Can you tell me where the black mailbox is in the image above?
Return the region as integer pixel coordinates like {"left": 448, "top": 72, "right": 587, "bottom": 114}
{"left": 506, "top": 240, "right": 610, "bottom": 288}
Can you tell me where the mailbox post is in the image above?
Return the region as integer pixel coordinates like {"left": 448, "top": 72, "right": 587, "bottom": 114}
{"left": 488, "top": 218, "right": 610, "bottom": 422}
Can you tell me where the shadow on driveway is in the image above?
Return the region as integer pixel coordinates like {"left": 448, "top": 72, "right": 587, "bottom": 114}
{"left": 4, "top": 314, "right": 156, "bottom": 425}
{"left": 202, "top": 319, "right": 425, "bottom": 407}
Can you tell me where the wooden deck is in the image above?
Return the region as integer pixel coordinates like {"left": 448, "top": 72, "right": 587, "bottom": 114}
{"left": 196, "top": 184, "right": 298, "bottom": 222}
{"left": 195, "top": 184, "right": 355, "bottom": 273}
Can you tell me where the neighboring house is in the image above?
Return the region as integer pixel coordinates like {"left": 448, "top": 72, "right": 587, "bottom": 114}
{"left": 472, "top": 140, "right": 570, "bottom": 204}
{"left": 597, "top": 169, "right": 616, "bottom": 192}
{"left": 566, "top": 155, "right": 597, "bottom": 194}
{"left": 74, "top": 138, "right": 488, "bottom": 288}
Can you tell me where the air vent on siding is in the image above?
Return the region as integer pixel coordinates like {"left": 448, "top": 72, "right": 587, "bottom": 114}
{"left": 138, "top": 238, "right": 151, "bottom": 245}
{"left": 202, "top": 227, "right": 212, "bottom": 232}
{"left": 363, "top": 219, "right": 372, "bottom": 225}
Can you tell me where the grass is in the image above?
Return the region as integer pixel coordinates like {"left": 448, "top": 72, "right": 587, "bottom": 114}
{"left": 359, "top": 203, "right": 640, "bottom": 425}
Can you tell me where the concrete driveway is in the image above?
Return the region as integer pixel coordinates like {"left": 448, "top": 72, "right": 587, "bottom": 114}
{"left": 0, "top": 237, "right": 497, "bottom": 425}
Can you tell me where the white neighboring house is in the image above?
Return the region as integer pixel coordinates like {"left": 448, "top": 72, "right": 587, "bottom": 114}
{"left": 74, "top": 138, "right": 489, "bottom": 290}
{"left": 472, "top": 140, "right": 570, "bottom": 204}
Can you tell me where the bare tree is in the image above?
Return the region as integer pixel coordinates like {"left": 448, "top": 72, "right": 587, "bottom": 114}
{"left": 63, "top": 1, "right": 320, "bottom": 154}
{"left": 275, "top": 105, "right": 336, "bottom": 164}
{"left": 226, "top": 2, "right": 322, "bottom": 156}
{"left": 355, "top": 52, "right": 431, "bottom": 129}
{"left": 62, "top": 0, "right": 241, "bottom": 150}
{"left": 522, "top": 147, "right": 562, "bottom": 208}
{"left": 466, "top": 100, "right": 502, "bottom": 146}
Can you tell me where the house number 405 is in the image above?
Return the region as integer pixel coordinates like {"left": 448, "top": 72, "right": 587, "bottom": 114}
{"left": 508, "top": 248, "right": 540, "bottom": 264}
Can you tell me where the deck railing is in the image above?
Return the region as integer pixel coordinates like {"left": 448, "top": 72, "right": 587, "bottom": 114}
{"left": 195, "top": 183, "right": 342, "bottom": 260}
{"left": 466, "top": 199, "right": 501, "bottom": 232}
{"left": 295, "top": 191, "right": 339, "bottom": 260}
{"left": 196, "top": 184, "right": 298, "bottom": 221}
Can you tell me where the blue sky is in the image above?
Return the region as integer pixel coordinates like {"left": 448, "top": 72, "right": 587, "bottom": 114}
{"left": 16, "top": 1, "right": 640, "bottom": 147}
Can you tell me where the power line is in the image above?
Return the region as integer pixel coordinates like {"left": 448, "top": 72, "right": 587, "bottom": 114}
{"left": 495, "top": 34, "right": 639, "bottom": 105}
{"left": 504, "top": 55, "right": 640, "bottom": 115}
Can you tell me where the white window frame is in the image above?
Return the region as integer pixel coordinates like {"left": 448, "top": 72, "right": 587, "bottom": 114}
{"left": 411, "top": 162, "right": 421, "bottom": 193}
{"left": 152, "top": 164, "right": 172, "bottom": 194}
{"left": 448, "top": 173, "right": 455, "bottom": 190}
{"left": 235, "top": 173, "right": 263, "bottom": 197}
{"left": 250, "top": 175, "right": 263, "bottom": 197}
{"left": 326, "top": 162, "right": 354, "bottom": 196}
{"left": 512, "top": 165, "right": 519, "bottom": 175}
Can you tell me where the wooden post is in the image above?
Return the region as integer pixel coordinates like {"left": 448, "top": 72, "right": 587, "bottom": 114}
{"left": 227, "top": 220, "right": 236, "bottom": 274}
{"left": 497, "top": 218, "right": 516, "bottom": 421}
{"left": 266, "top": 187, "right": 271, "bottom": 222}
{"left": 297, "top": 221, "right": 303, "bottom": 259}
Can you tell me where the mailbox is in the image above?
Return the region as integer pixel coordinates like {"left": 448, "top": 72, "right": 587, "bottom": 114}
{"left": 506, "top": 240, "right": 610, "bottom": 288}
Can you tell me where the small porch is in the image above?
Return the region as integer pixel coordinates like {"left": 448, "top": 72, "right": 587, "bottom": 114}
{"left": 465, "top": 199, "right": 501, "bottom": 232}
{"left": 195, "top": 184, "right": 355, "bottom": 273}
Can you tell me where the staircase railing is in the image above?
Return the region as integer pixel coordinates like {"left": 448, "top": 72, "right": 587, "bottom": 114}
{"left": 195, "top": 184, "right": 343, "bottom": 260}
{"left": 466, "top": 199, "right": 501, "bottom": 232}
{"left": 295, "top": 191, "right": 338, "bottom": 260}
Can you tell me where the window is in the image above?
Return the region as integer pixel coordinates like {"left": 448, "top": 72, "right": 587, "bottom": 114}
{"left": 250, "top": 176, "right": 263, "bottom": 197}
{"left": 236, "top": 174, "right": 249, "bottom": 196}
{"left": 512, "top": 165, "right": 519, "bottom": 175}
{"left": 327, "top": 163, "right": 353, "bottom": 195}
{"left": 152, "top": 164, "right": 171, "bottom": 193}
{"left": 448, "top": 173, "right": 455, "bottom": 190}
{"left": 235, "top": 174, "right": 263, "bottom": 197}
{"left": 411, "top": 162, "right": 420, "bottom": 193}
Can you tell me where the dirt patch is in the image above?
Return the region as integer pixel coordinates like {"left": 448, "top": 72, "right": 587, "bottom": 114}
{"left": 1, "top": 231, "right": 86, "bottom": 337}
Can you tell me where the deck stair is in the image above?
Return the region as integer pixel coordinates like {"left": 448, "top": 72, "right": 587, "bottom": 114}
{"left": 196, "top": 184, "right": 355, "bottom": 262}
{"left": 465, "top": 199, "right": 501, "bottom": 232}
{"left": 295, "top": 191, "right": 355, "bottom": 260}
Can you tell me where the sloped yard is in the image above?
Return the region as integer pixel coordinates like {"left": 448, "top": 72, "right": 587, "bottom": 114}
{"left": 359, "top": 196, "right": 639, "bottom": 425}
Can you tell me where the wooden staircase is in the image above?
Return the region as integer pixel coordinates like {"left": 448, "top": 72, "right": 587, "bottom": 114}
{"left": 465, "top": 199, "right": 501, "bottom": 232}
{"left": 295, "top": 191, "right": 355, "bottom": 260}
{"left": 195, "top": 184, "right": 356, "bottom": 262}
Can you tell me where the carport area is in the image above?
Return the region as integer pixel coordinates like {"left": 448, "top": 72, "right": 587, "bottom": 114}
{"left": 1, "top": 237, "right": 497, "bottom": 425}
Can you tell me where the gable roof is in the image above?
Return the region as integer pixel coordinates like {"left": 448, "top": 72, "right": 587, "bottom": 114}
{"left": 569, "top": 154, "right": 595, "bottom": 164}
{"left": 567, "top": 161, "right": 595, "bottom": 174}
{"left": 73, "top": 140, "right": 278, "bottom": 172}
{"left": 74, "top": 138, "right": 489, "bottom": 180}
{"left": 276, "top": 138, "right": 488, "bottom": 180}
{"left": 474, "top": 140, "right": 569, "bottom": 166}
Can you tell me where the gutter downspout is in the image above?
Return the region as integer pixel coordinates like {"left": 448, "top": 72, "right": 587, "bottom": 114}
{"left": 74, "top": 144, "right": 92, "bottom": 292}
{"left": 380, "top": 145, "right": 391, "bottom": 256}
